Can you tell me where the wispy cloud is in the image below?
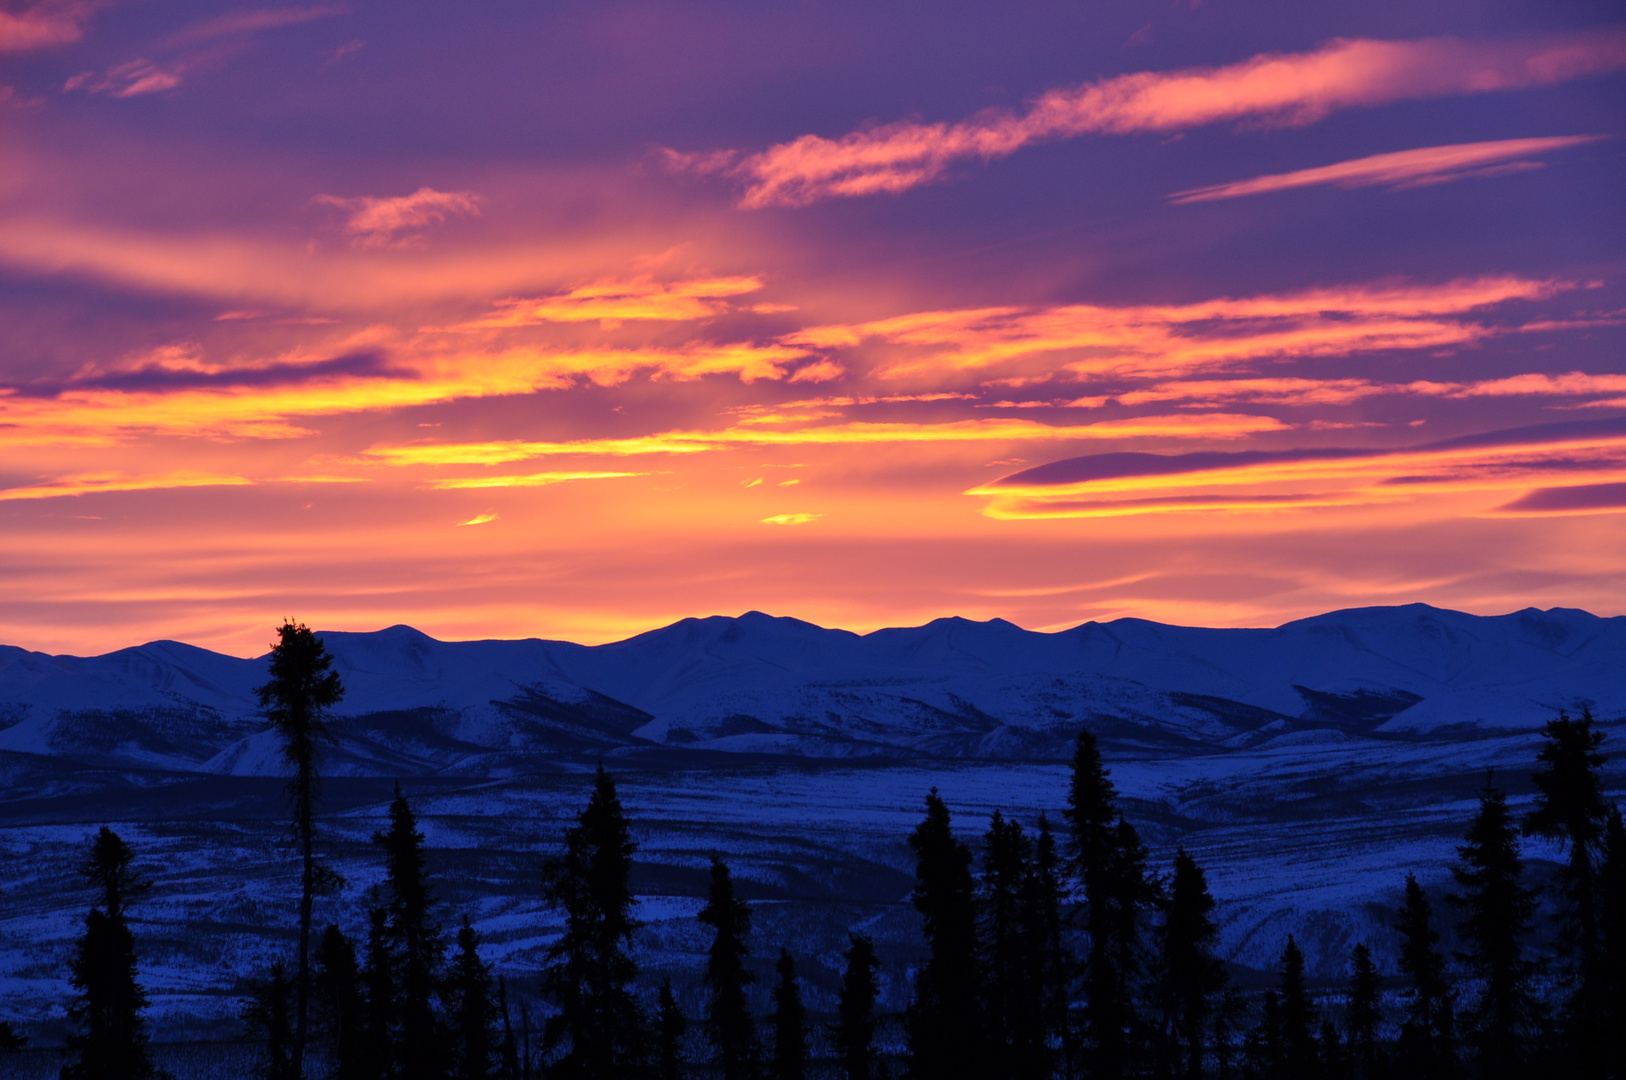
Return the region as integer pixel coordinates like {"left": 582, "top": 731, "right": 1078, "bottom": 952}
{"left": 65, "top": 59, "right": 183, "bottom": 98}
{"left": 762, "top": 512, "right": 820, "bottom": 525}
{"left": 971, "top": 416, "right": 1626, "bottom": 519}
{"left": 158, "top": 4, "right": 347, "bottom": 49}
{"left": 455, "top": 275, "right": 765, "bottom": 329}
{"left": 0, "top": 470, "right": 251, "bottom": 501}
{"left": 671, "top": 31, "right": 1626, "bottom": 207}
{"left": 313, "top": 187, "right": 483, "bottom": 247}
{"left": 0, "top": 0, "right": 96, "bottom": 53}
{"left": 430, "top": 471, "right": 640, "bottom": 490}
{"left": 1171, "top": 135, "right": 1605, "bottom": 203}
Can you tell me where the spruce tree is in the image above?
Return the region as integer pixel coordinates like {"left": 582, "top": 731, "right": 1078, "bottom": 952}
{"left": 770, "top": 948, "right": 808, "bottom": 1080}
{"left": 979, "top": 811, "right": 1035, "bottom": 1078}
{"left": 448, "top": 915, "right": 496, "bottom": 1080}
{"left": 1450, "top": 774, "right": 1541, "bottom": 1080}
{"left": 1213, "top": 988, "right": 1243, "bottom": 1080}
{"left": 1158, "top": 848, "right": 1226, "bottom": 1080}
{"left": 244, "top": 961, "right": 297, "bottom": 1080}
{"left": 1598, "top": 808, "right": 1626, "bottom": 1080}
{"left": 836, "top": 933, "right": 880, "bottom": 1080}
{"left": 540, "top": 764, "right": 646, "bottom": 1077}
{"left": 360, "top": 906, "right": 395, "bottom": 1080}
{"left": 313, "top": 924, "right": 367, "bottom": 1080}
{"left": 1524, "top": 708, "right": 1610, "bottom": 1075}
{"left": 497, "top": 977, "right": 521, "bottom": 1080}
{"left": 656, "top": 978, "right": 687, "bottom": 1080}
{"left": 62, "top": 826, "right": 159, "bottom": 1080}
{"left": 903, "top": 789, "right": 984, "bottom": 1080}
{"left": 1320, "top": 1018, "right": 1347, "bottom": 1080}
{"left": 374, "top": 785, "right": 448, "bottom": 1080}
{"left": 1022, "top": 815, "right": 1074, "bottom": 1078}
{"left": 0, "top": 1021, "right": 23, "bottom": 1051}
{"left": 257, "top": 620, "right": 345, "bottom": 1080}
{"left": 1279, "top": 936, "right": 1320, "bottom": 1079}
{"left": 1244, "top": 990, "right": 1283, "bottom": 1079}
{"left": 1345, "top": 944, "right": 1383, "bottom": 1080}
{"left": 699, "top": 857, "right": 759, "bottom": 1080}
{"left": 1394, "top": 874, "right": 1455, "bottom": 1079}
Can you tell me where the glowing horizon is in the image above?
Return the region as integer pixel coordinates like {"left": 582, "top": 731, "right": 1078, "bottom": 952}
{"left": 2, "top": 3, "right": 1623, "bottom": 658}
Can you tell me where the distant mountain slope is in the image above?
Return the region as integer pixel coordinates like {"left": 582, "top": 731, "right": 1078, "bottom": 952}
{"left": 0, "top": 604, "right": 1619, "bottom": 775}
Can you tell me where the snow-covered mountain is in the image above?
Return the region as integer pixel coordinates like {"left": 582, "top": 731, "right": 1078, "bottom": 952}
{"left": 0, "top": 603, "right": 1619, "bottom": 776}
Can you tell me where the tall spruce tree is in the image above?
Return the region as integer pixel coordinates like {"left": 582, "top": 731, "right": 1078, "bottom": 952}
{"left": 904, "top": 789, "right": 984, "bottom": 1080}
{"left": 1598, "top": 808, "right": 1626, "bottom": 1079}
{"left": 1278, "top": 936, "right": 1319, "bottom": 1079}
{"left": 699, "top": 857, "right": 759, "bottom": 1080}
{"left": 360, "top": 906, "right": 395, "bottom": 1080}
{"left": 1450, "top": 774, "right": 1541, "bottom": 1080}
{"left": 374, "top": 785, "right": 448, "bottom": 1080}
{"left": 257, "top": 620, "right": 345, "bottom": 1080}
{"left": 770, "top": 948, "right": 808, "bottom": 1080}
{"left": 244, "top": 961, "right": 297, "bottom": 1080}
{"left": 61, "top": 826, "right": 159, "bottom": 1080}
{"left": 1345, "top": 944, "right": 1383, "bottom": 1080}
{"left": 1158, "top": 848, "right": 1226, "bottom": 1080}
{"left": 1394, "top": 874, "right": 1456, "bottom": 1079}
{"left": 1524, "top": 708, "right": 1610, "bottom": 1075}
{"left": 979, "top": 811, "right": 1036, "bottom": 1079}
{"left": 1244, "top": 990, "right": 1283, "bottom": 1079}
{"left": 540, "top": 764, "right": 645, "bottom": 1078}
{"left": 313, "top": 924, "right": 367, "bottom": 1080}
{"left": 656, "top": 978, "right": 687, "bottom": 1080}
{"left": 448, "top": 915, "right": 496, "bottom": 1080}
{"left": 1022, "top": 815, "right": 1074, "bottom": 1078}
{"left": 836, "top": 933, "right": 880, "bottom": 1080}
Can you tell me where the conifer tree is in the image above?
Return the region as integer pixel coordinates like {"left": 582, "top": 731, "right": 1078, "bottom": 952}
{"left": 1243, "top": 990, "right": 1283, "bottom": 1079}
{"left": 1345, "top": 944, "right": 1383, "bottom": 1080}
{"left": 1393, "top": 874, "right": 1455, "bottom": 1079}
{"left": 360, "top": 906, "right": 395, "bottom": 1080}
{"left": 1022, "top": 815, "right": 1073, "bottom": 1078}
{"left": 656, "top": 978, "right": 687, "bottom": 1080}
{"left": 1278, "top": 936, "right": 1319, "bottom": 1079}
{"left": 374, "top": 785, "right": 448, "bottom": 1080}
{"left": 1320, "top": 1019, "right": 1347, "bottom": 1080}
{"left": 770, "top": 948, "right": 808, "bottom": 1080}
{"left": 836, "top": 933, "right": 880, "bottom": 1080}
{"left": 313, "top": 924, "right": 367, "bottom": 1080}
{"left": 1598, "top": 808, "right": 1626, "bottom": 1079}
{"left": 1524, "top": 708, "right": 1610, "bottom": 1075}
{"left": 904, "top": 789, "right": 984, "bottom": 1080}
{"left": 979, "top": 811, "right": 1035, "bottom": 1078}
{"left": 244, "top": 961, "right": 297, "bottom": 1080}
{"left": 1213, "top": 988, "right": 1243, "bottom": 1080}
{"left": 0, "top": 1021, "right": 23, "bottom": 1052}
{"left": 447, "top": 915, "right": 496, "bottom": 1080}
{"left": 540, "top": 764, "right": 645, "bottom": 1077}
{"left": 497, "top": 977, "right": 521, "bottom": 1080}
{"left": 62, "top": 826, "right": 159, "bottom": 1080}
{"left": 699, "top": 857, "right": 760, "bottom": 1080}
{"left": 1450, "top": 775, "right": 1541, "bottom": 1080}
{"left": 257, "top": 620, "right": 345, "bottom": 1080}
{"left": 1158, "top": 848, "right": 1226, "bottom": 1080}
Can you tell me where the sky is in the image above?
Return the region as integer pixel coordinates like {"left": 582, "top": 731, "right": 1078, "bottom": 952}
{"left": 1, "top": 0, "right": 1624, "bottom": 656}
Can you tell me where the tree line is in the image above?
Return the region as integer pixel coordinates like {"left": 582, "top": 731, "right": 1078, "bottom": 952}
{"left": 6, "top": 621, "right": 1624, "bottom": 1079}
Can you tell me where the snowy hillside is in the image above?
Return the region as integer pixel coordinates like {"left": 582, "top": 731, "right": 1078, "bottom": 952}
{"left": 0, "top": 604, "right": 1619, "bottom": 775}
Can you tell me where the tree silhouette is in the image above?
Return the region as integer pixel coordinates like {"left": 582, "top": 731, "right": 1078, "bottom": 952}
{"left": 699, "top": 857, "right": 760, "bottom": 1080}
{"left": 1524, "top": 708, "right": 1610, "bottom": 1075}
{"left": 0, "top": 1022, "right": 23, "bottom": 1052}
{"left": 1450, "top": 774, "right": 1541, "bottom": 1080}
{"left": 360, "top": 906, "right": 395, "bottom": 1079}
{"left": 904, "top": 789, "right": 984, "bottom": 1080}
{"left": 1021, "top": 816, "right": 1073, "bottom": 1078}
{"left": 374, "top": 785, "right": 448, "bottom": 1080}
{"left": 448, "top": 915, "right": 496, "bottom": 1080}
{"left": 835, "top": 933, "right": 880, "bottom": 1080}
{"left": 497, "top": 977, "right": 521, "bottom": 1080}
{"left": 978, "top": 811, "right": 1035, "bottom": 1078}
{"left": 257, "top": 620, "right": 345, "bottom": 1080}
{"left": 1599, "top": 807, "right": 1626, "bottom": 1079}
{"left": 1278, "top": 936, "right": 1319, "bottom": 1078}
{"left": 1158, "top": 848, "right": 1225, "bottom": 1080}
{"left": 1394, "top": 874, "right": 1456, "bottom": 1079}
{"left": 1345, "top": 944, "right": 1384, "bottom": 1080}
{"left": 244, "top": 961, "right": 296, "bottom": 1080}
{"left": 61, "top": 826, "right": 159, "bottom": 1080}
{"left": 769, "top": 948, "right": 808, "bottom": 1080}
{"left": 655, "top": 978, "right": 687, "bottom": 1080}
{"left": 540, "top": 764, "right": 646, "bottom": 1077}
{"left": 313, "top": 923, "right": 368, "bottom": 1080}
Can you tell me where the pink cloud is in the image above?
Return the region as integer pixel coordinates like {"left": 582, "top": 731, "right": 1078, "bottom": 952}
{"left": 65, "top": 59, "right": 183, "bottom": 98}
{"left": 0, "top": 0, "right": 94, "bottom": 53}
{"left": 158, "top": 4, "right": 348, "bottom": 49}
{"left": 675, "top": 30, "right": 1626, "bottom": 207}
{"left": 312, "top": 187, "right": 484, "bottom": 247}
{"left": 1171, "top": 135, "right": 1606, "bottom": 202}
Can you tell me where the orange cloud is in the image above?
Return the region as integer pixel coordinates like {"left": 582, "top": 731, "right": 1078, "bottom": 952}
{"left": 789, "top": 276, "right": 1560, "bottom": 380}
{"left": 0, "top": 470, "right": 251, "bottom": 501}
{"left": 673, "top": 32, "right": 1626, "bottom": 207}
{"left": 455, "top": 275, "right": 764, "bottom": 329}
{"left": 1, "top": 1, "right": 94, "bottom": 53}
{"left": 312, "top": 187, "right": 483, "bottom": 247}
{"left": 428, "top": 471, "right": 642, "bottom": 490}
{"left": 1171, "top": 135, "right": 1606, "bottom": 202}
